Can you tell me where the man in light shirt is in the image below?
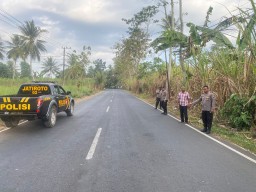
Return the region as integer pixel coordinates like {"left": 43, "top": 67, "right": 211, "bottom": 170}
{"left": 177, "top": 87, "right": 191, "bottom": 123}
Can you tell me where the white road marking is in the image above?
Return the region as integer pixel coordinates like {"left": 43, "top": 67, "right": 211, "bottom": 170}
{"left": 135, "top": 96, "right": 256, "bottom": 164}
{"left": 106, "top": 106, "right": 110, "bottom": 112}
{"left": 0, "top": 120, "right": 28, "bottom": 133}
{"left": 110, "top": 100, "right": 112, "bottom": 102}
{"left": 185, "top": 123, "right": 256, "bottom": 164}
{"left": 0, "top": 128, "right": 10, "bottom": 133}
{"left": 19, "top": 120, "right": 28, "bottom": 125}
{"left": 86, "top": 128, "right": 102, "bottom": 160}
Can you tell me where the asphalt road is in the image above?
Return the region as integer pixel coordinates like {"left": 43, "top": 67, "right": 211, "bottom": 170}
{"left": 0, "top": 89, "right": 256, "bottom": 192}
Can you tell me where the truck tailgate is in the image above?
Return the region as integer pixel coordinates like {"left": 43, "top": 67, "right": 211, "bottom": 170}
{"left": 0, "top": 96, "right": 38, "bottom": 115}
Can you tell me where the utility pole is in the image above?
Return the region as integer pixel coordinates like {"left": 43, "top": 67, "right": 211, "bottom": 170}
{"left": 169, "top": 0, "right": 175, "bottom": 99}
{"left": 62, "top": 46, "right": 71, "bottom": 85}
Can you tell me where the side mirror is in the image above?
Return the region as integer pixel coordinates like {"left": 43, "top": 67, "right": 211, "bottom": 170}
{"left": 66, "top": 91, "right": 71, "bottom": 95}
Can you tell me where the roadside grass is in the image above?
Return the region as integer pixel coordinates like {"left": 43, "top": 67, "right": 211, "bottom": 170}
{"left": 64, "top": 85, "right": 93, "bottom": 98}
{"left": 0, "top": 78, "right": 95, "bottom": 96}
{"left": 134, "top": 93, "right": 256, "bottom": 155}
{"left": 0, "top": 86, "right": 19, "bottom": 95}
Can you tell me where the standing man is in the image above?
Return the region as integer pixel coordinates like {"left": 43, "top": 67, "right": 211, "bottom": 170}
{"left": 177, "top": 87, "right": 191, "bottom": 123}
{"left": 161, "top": 87, "right": 168, "bottom": 115}
{"left": 155, "top": 87, "right": 162, "bottom": 109}
{"left": 190, "top": 85, "right": 216, "bottom": 134}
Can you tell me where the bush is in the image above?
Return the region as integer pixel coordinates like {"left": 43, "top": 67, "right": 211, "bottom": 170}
{"left": 220, "top": 94, "right": 256, "bottom": 130}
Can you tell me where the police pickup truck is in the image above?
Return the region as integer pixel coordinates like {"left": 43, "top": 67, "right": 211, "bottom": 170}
{"left": 0, "top": 82, "right": 75, "bottom": 128}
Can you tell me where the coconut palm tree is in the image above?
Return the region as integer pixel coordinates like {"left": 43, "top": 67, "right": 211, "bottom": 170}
{"left": 7, "top": 35, "right": 23, "bottom": 79}
{"left": 41, "top": 57, "right": 60, "bottom": 78}
{"left": 19, "top": 20, "right": 47, "bottom": 80}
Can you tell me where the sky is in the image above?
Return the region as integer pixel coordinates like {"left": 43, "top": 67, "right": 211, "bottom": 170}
{"left": 0, "top": 0, "right": 250, "bottom": 72}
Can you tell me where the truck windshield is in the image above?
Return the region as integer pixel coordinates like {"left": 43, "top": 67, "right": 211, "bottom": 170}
{"left": 18, "top": 84, "right": 51, "bottom": 95}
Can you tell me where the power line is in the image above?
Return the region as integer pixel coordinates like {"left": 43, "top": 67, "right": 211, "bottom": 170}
{"left": 0, "top": 8, "right": 64, "bottom": 50}
{"left": 0, "top": 8, "right": 23, "bottom": 25}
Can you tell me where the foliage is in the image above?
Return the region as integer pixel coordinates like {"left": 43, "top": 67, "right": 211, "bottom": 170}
{"left": 151, "top": 29, "right": 188, "bottom": 52}
{"left": 19, "top": 20, "right": 48, "bottom": 79}
{"left": 64, "top": 46, "right": 91, "bottom": 80}
{"left": 105, "top": 66, "right": 119, "bottom": 88}
{"left": 6, "top": 35, "right": 23, "bottom": 79}
{"left": 0, "top": 62, "right": 11, "bottom": 78}
{"left": 20, "top": 61, "right": 31, "bottom": 78}
{"left": 220, "top": 94, "right": 256, "bottom": 130}
{"left": 41, "top": 57, "right": 60, "bottom": 78}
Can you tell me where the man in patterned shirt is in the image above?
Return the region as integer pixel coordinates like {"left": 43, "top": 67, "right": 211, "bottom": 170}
{"left": 177, "top": 87, "right": 191, "bottom": 123}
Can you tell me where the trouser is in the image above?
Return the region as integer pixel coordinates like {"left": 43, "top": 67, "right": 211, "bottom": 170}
{"left": 201, "top": 111, "right": 213, "bottom": 132}
{"left": 161, "top": 100, "right": 168, "bottom": 114}
{"left": 179, "top": 105, "right": 188, "bottom": 122}
{"left": 155, "top": 97, "right": 161, "bottom": 109}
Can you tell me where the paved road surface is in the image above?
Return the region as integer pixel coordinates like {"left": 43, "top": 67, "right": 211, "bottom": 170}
{"left": 0, "top": 90, "right": 255, "bottom": 192}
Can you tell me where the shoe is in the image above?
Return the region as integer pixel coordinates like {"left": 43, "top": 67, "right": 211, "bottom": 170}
{"left": 201, "top": 129, "right": 207, "bottom": 132}
{"left": 206, "top": 131, "right": 211, "bottom": 134}
{"left": 161, "top": 112, "right": 165, "bottom": 114}
{"left": 180, "top": 121, "right": 184, "bottom": 123}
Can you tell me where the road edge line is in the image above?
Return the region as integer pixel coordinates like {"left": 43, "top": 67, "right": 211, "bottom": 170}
{"left": 135, "top": 96, "right": 256, "bottom": 164}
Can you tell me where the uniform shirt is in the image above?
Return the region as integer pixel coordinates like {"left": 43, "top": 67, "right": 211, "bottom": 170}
{"left": 161, "top": 90, "right": 168, "bottom": 101}
{"left": 192, "top": 92, "right": 215, "bottom": 111}
{"left": 156, "top": 89, "right": 161, "bottom": 98}
{"left": 178, "top": 91, "right": 190, "bottom": 106}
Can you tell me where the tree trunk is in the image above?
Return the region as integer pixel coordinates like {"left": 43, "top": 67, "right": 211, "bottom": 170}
{"left": 30, "top": 56, "right": 34, "bottom": 81}
{"left": 12, "top": 60, "right": 16, "bottom": 80}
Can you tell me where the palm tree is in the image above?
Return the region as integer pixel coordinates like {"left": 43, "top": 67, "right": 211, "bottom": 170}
{"left": 0, "top": 38, "right": 5, "bottom": 59}
{"left": 65, "top": 53, "right": 86, "bottom": 79}
{"left": 19, "top": 20, "right": 47, "bottom": 80}
{"left": 41, "top": 57, "right": 60, "bottom": 78}
{"left": 7, "top": 35, "right": 23, "bottom": 79}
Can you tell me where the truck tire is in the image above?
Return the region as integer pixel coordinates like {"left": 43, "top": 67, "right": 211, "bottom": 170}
{"left": 43, "top": 105, "right": 57, "bottom": 128}
{"left": 4, "top": 118, "right": 19, "bottom": 128}
{"left": 65, "top": 101, "right": 74, "bottom": 116}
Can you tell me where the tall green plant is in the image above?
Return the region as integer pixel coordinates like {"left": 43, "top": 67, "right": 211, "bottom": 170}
{"left": 220, "top": 94, "right": 256, "bottom": 130}
{"left": 19, "top": 20, "right": 47, "bottom": 80}
{"left": 7, "top": 35, "right": 23, "bottom": 79}
{"left": 41, "top": 57, "right": 60, "bottom": 78}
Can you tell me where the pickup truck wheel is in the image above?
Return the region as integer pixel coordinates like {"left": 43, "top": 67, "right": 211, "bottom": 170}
{"left": 65, "top": 101, "right": 74, "bottom": 116}
{"left": 43, "top": 105, "right": 57, "bottom": 128}
{"left": 4, "top": 118, "right": 19, "bottom": 128}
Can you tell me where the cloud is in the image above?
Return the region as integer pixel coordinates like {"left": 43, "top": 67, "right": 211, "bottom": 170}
{"left": 0, "top": 0, "right": 251, "bottom": 72}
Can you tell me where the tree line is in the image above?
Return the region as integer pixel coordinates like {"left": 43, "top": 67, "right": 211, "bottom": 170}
{"left": 0, "top": 20, "right": 116, "bottom": 89}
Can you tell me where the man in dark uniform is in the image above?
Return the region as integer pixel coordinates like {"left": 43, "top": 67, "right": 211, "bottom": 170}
{"left": 160, "top": 87, "right": 168, "bottom": 115}
{"left": 155, "top": 87, "right": 162, "bottom": 109}
{"left": 190, "top": 85, "right": 216, "bottom": 134}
